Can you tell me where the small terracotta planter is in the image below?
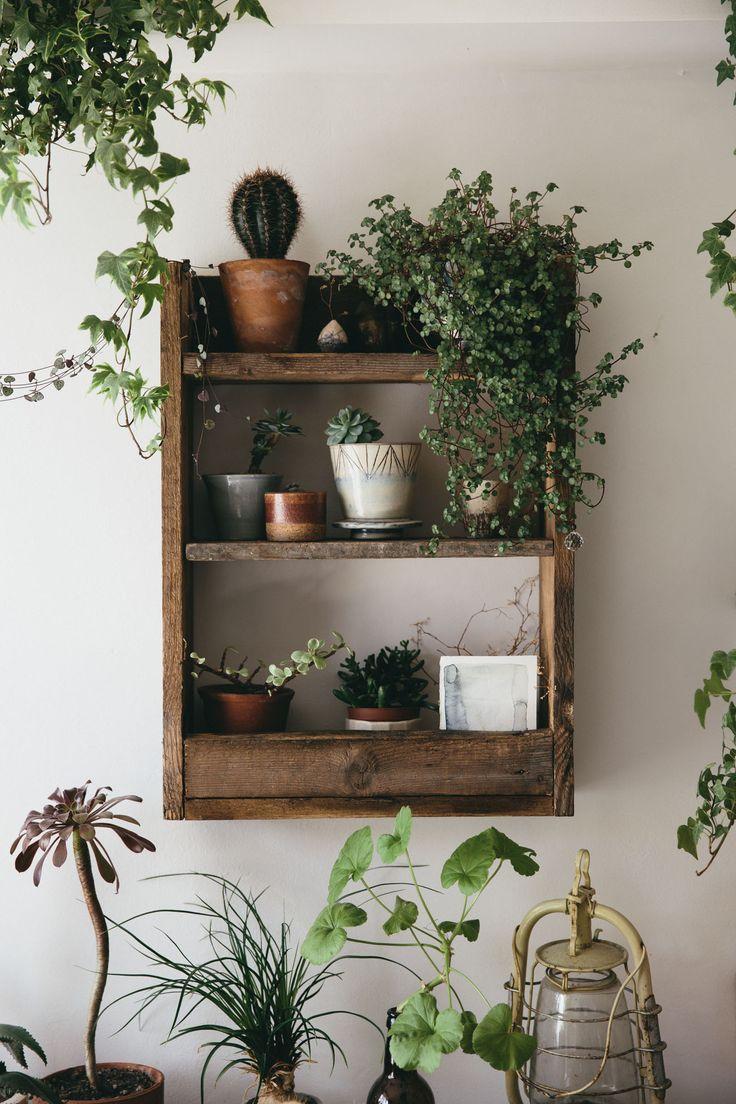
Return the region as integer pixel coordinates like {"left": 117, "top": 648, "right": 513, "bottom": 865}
{"left": 39, "top": 1063, "right": 163, "bottom": 1104}
{"left": 265, "top": 491, "right": 326, "bottom": 541}
{"left": 199, "top": 684, "right": 294, "bottom": 734}
{"left": 346, "top": 706, "right": 421, "bottom": 732}
{"left": 219, "top": 258, "right": 310, "bottom": 352}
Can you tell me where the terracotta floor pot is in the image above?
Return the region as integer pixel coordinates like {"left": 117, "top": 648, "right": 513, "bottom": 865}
{"left": 219, "top": 258, "right": 310, "bottom": 352}
{"left": 39, "top": 1063, "right": 163, "bottom": 1104}
{"left": 199, "top": 685, "right": 295, "bottom": 734}
{"left": 265, "top": 491, "right": 326, "bottom": 541}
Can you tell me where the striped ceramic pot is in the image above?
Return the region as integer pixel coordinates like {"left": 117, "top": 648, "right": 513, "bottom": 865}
{"left": 329, "top": 442, "right": 421, "bottom": 520}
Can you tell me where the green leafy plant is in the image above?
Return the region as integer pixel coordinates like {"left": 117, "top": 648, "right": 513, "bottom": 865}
{"left": 10, "top": 784, "right": 155, "bottom": 1093}
{"left": 248, "top": 408, "right": 303, "bottom": 473}
{"left": 301, "top": 806, "right": 539, "bottom": 1075}
{"left": 325, "top": 406, "right": 383, "bottom": 445}
{"left": 319, "top": 170, "right": 652, "bottom": 549}
{"left": 109, "top": 875, "right": 367, "bottom": 1104}
{"left": 0, "top": 0, "right": 270, "bottom": 453}
{"left": 230, "top": 169, "right": 303, "bottom": 259}
{"left": 678, "top": 650, "right": 736, "bottom": 874}
{"left": 0, "top": 1024, "right": 58, "bottom": 1104}
{"left": 190, "top": 633, "right": 350, "bottom": 693}
{"left": 334, "top": 641, "right": 435, "bottom": 711}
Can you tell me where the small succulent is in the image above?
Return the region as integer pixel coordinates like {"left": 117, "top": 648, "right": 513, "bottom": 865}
{"left": 325, "top": 406, "right": 383, "bottom": 446}
{"left": 0, "top": 1024, "right": 58, "bottom": 1104}
{"left": 230, "top": 169, "right": 302, "bottom": 259}
{"left": 248, "top": 407, "right": 303, "bottom": 473}
{"left": 334, "top": 641, "right": 434, "bottom": 711}
{"left": 190, "top": 633, "right": 350, "bottom": 694}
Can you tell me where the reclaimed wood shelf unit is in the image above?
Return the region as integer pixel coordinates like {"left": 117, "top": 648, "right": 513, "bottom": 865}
{"left": 162, "top": 262, "right": 574, "bottom": 822}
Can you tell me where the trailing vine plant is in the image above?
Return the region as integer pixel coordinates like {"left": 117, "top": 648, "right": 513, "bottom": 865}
{"left": 699, "top": 1, "right": 736, "bottom": 312}
{"left": 0, "top": 1, "right": 269, "bottom": 455}
{"left": 318, "top": 170, "right": 652, "bottom": 551}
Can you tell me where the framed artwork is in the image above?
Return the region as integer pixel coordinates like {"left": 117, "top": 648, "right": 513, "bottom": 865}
{"left": 439, "top": 655, "right": 538, "bottom": 732}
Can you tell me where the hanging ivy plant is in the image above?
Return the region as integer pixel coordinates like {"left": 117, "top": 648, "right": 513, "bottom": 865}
{"left": 0, "top": 0, "right": 269, "bottom": 455}
{"left": 318, "top": 170, "right": 652, "bottom": 550}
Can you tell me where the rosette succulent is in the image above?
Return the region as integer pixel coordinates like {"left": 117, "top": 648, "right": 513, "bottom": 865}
{"left": 325, "top": 406, "right": 383, "bottom": 446}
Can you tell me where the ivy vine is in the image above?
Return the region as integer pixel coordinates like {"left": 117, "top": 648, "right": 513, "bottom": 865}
{"left": 0, "top": 0, "right": 269, "bottom": 455}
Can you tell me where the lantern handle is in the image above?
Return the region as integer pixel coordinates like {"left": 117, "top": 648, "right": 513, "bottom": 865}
{"left": 572, "top": 847, "right": 591, "bottom": 894}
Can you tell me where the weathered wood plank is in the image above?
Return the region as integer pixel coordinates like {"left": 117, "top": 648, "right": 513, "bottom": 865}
{"left": 186, "top": 539, "right": 553, "bottom": 561}
{"left": 182, "top": 351, "right": 435, "bottom": 383}
{"left": 184, "top": 730, "right": 553, "bottom": 800}
{"left": 185, "top": 794, "right": 555, "bottom": 819}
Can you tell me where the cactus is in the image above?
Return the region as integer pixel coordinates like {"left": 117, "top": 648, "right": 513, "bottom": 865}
{"left": 230, "top": 168, "right": 302, "bottom": 259}
{"left": 324, "top": 406, "right": 383, "bottom": 446}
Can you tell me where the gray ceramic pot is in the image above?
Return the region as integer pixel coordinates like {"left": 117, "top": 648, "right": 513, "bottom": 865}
{"left": 203, "top": 473, "right": 282, "bottom": 539}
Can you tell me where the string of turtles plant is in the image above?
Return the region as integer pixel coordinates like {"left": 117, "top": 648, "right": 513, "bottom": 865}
{"left": 699, "top": 1, "right": 736, "bottom": 312}
{"left": 0, "top": 0, "right": 269, "bottom": 456}
{"left": 318, "top": 170, "right": 652, "bottom": 551}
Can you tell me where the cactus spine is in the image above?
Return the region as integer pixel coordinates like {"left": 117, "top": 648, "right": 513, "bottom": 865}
{"left": 229, "top": 168, "right": 302, "bottom": 259}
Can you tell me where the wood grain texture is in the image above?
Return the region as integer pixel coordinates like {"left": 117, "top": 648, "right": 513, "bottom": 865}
{"left": 184, "top": 729, "right": 553, "bottom": 800}
{"left": 185, "top": 794, "right": 555, "bottom": 820}
{"left": 186, "top": 539, "right": 553, "bottom": 561}
{"left": 161, "top": 261, "right": 189, "bottom": 820}
{"left": 182, "top": 351, "right": 435, "bottom": 383}
{"left": 551, "top": 528, "right": 575, "bottom": 816}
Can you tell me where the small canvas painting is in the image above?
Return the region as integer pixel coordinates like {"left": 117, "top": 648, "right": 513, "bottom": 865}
{"left": 439, "top": 655, "right": 537, "bottom": 732}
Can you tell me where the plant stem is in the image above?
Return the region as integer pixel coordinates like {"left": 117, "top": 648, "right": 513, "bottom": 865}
{"left": 73, "top": 831, "right": 108, "bottom": 1090}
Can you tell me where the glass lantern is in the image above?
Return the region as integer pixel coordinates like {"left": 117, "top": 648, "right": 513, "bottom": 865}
{"left": 504, "top": 850, "right": 670, "bottom": 1104}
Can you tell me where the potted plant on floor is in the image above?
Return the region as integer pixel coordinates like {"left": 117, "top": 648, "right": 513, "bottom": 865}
{"left": 319, "top": 170, "right": 652, "bottom": 551}
{"left": 325, "top": 407, "right": 421, "bottom": 538}
{"left": 10, "top": 784, "right": 160, "bottom": 1103}
{"left": 220, "top": 169, "right": 309, "bottom": 353}
{"left": 204, "top": 408, "right": 303, "bottom": 540}
{"left": 302, "top": 807, "right": 539, "bottom": 1079}
{"left": 108, "top": 874, "right": 365, "bottom": 1104}
{"left": 191, "top": 632, "right": 349, "bottom": 734}
{"left": 0, "top": 1024, "right": 58, "bottom": 1103}
{"left": 334, "top": 641, "right": 436, "bottom": 730}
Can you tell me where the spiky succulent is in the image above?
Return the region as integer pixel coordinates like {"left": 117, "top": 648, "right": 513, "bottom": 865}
{"left": 248, "top": 407, "right": 303, "bottom": 473}
{"left": 0, "top": 1024, "right": 58, "bottom": 1104}
{"left": 230, "top": 168, "right": 302, "bottom": 259}
{"left": 325, "top": 406, "right": 383, "bottom": 446}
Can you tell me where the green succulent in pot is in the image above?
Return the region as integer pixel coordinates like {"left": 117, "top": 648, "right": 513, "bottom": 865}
{"left": 248, "top": 407, "right": 303, "bottom": 474}
{"left": 325, "top": 406, "right": 383, "bottom": 446}
{"left": 0, "top": 1024, "right": 59, "bottom": 1104}
{"left": 318, "top": 169, "right": 653, "bottom": 551}
{"left": 334, "top": 641, "right": 436, "bottom": 727}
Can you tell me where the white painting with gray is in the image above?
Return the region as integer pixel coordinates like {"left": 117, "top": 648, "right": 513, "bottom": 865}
{"left": 439, "top": 655, "right": 537, "bottom": 732}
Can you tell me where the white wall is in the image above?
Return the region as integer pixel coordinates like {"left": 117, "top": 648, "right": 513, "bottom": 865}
{"left": 1, "top": 6, "right": 735, "bottom": 1102}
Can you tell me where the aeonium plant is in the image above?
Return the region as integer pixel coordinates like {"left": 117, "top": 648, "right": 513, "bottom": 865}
{"left": 319, "top": 170, "right": 653, "bottom": 550}
{"left": 248, "top": 407, "right": 303, "bottom": 474}
{"left": 301, "top": 806, "right": 539, "bottom": 1075}
{"left": 10, "top": 784, "right": 155, "bottom": 1094}
{"left": 0, "top": 1024, "right": 58, "bottom": 1104}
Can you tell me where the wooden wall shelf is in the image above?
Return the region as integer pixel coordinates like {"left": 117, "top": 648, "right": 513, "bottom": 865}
{"left": 162, "top": 263, "right": 575, "bottom": 821}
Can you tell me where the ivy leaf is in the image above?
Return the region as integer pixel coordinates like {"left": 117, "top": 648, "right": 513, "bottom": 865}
{"left": 377, "top": 805, "right": 412, "bottom": 863}
{"left": 440, "top": 829, "right": 496, "bottom": 894}
{"left": 487, "top": 828, "right": 539, "bottom": 877}
{"left": 382, "top": 895, "right": 419, "bottom": 935}
{"left": 301, "top": 902, "right": 367, "bottom": 964}
{"left": 389, "top": 992, "right": 463, "bottom": 1074}
{"left": 327, "top": 826, "right": 373, "bottom": 903}
{"left": 694, "top": 687, "right": 710, "bottom": 727}
{"left": 438, "top": 918, "right": 480, "bottom": 942}
{"left": 472, "top": 1004, "right": 536, "bottom": 1071}
{"left": 95, "top": 251, "right": 133, "bottom": 295}
{"left": 156, "top": 152, "right": 190, "bottom": 182}
{"left": 677, "top": 821, "right": 700, "bottom": 859}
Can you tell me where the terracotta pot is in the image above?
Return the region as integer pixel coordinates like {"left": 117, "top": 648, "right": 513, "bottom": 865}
{"left": 346, "top": 706, "right": 422, "bottom": 732}
{"left": 199, "top": 684, "right": 294, "bottom": 734}
{"left": 219, "top": 259, "right": 310, "bottom": 352}
{"left": 265, "top": 491, "right": 326, "bottom": 541}
{"left": 39, "top": 1063, "right": 163, "bottom": 1104}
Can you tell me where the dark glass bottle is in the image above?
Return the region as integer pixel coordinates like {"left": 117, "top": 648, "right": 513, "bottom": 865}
{"left": 366, "top": 1008, "right": 436, "bottom": 1104}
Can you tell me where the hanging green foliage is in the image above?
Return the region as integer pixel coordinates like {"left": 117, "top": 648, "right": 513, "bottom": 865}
{"left": 319, "top": 170, "right": 652, "bottom": 550}
{"left": 0, "top": 0, "right": 270, "bottom": 454}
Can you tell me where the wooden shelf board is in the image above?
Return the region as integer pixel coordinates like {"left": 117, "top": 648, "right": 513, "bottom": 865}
{"left": 186, "top": 539, "right": 553, "bottom": 561}
{"left": 182, "top": 351, "right": 435, "bottom": 383}
{"left": 184, "top": 729, "right": 554, "bottom": 814}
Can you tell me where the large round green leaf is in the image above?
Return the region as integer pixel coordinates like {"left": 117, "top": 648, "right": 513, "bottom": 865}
{"left": 301, "top": 902, "right": 367, "bottom": 964}
{"left": 327, "top": 826, "right": 374, "bottom": 903}
{"left": 389, "top": 992, "right": 463, "bottom": 1074}
{"left": 377, "top": 805, "right": 412, "bottom": 863}
{"left": 472, "top": 1004, "right": 536, "bottom": 1071}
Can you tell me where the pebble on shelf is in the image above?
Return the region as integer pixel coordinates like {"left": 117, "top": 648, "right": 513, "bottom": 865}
{"left": 317, "top": 319, "right": 349, "bottom": 352}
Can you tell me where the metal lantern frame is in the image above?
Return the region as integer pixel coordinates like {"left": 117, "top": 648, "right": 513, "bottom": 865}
{"left": 505, "top": 850, "right": 670, "bottom": 1103}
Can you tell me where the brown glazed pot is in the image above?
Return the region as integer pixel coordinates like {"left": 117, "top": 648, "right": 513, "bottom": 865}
{"left": 39, "top": 1063, "right": 164, "bottom": 1104}
{"left": 219, "top": 258, "right": 310, "bottom": 352}
{"left": 347, "top": 706, "right": 420, "bottom": 723}
{"left": 265, "top": 491, "right": 326, "bottom": 541}
{"left": 199, "top": 684, "right": 295, "bottom": 734}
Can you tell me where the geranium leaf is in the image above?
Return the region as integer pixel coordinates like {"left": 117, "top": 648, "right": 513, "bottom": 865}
{"left": 438, "top": 918, "right": 480, "bottom": 942}
{"left": 460, "top": 1010, "right": 478, "bottom": 1053}
{"left": 382, "top": 895, "right": 419, "bottom": 935}
{"left": 377, "top": 805, "right": 412, "bottom": 863}
{"left": 440, "top": 829, "right": 496, "bottom": 894}
{"left": 472, "top": 1004, "right": 536, "bottom": 1071}
{"left": 327, "top": 826, "right": 373, "bottom": 903}
{"left": 301, "top": 902, "right": 367, "bottom": 964}
{"left": 389, "top": 992, "right": 463, "bottom": 1074}
{"left": 488, "top": 828, "right": 539, "bottom": 876}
